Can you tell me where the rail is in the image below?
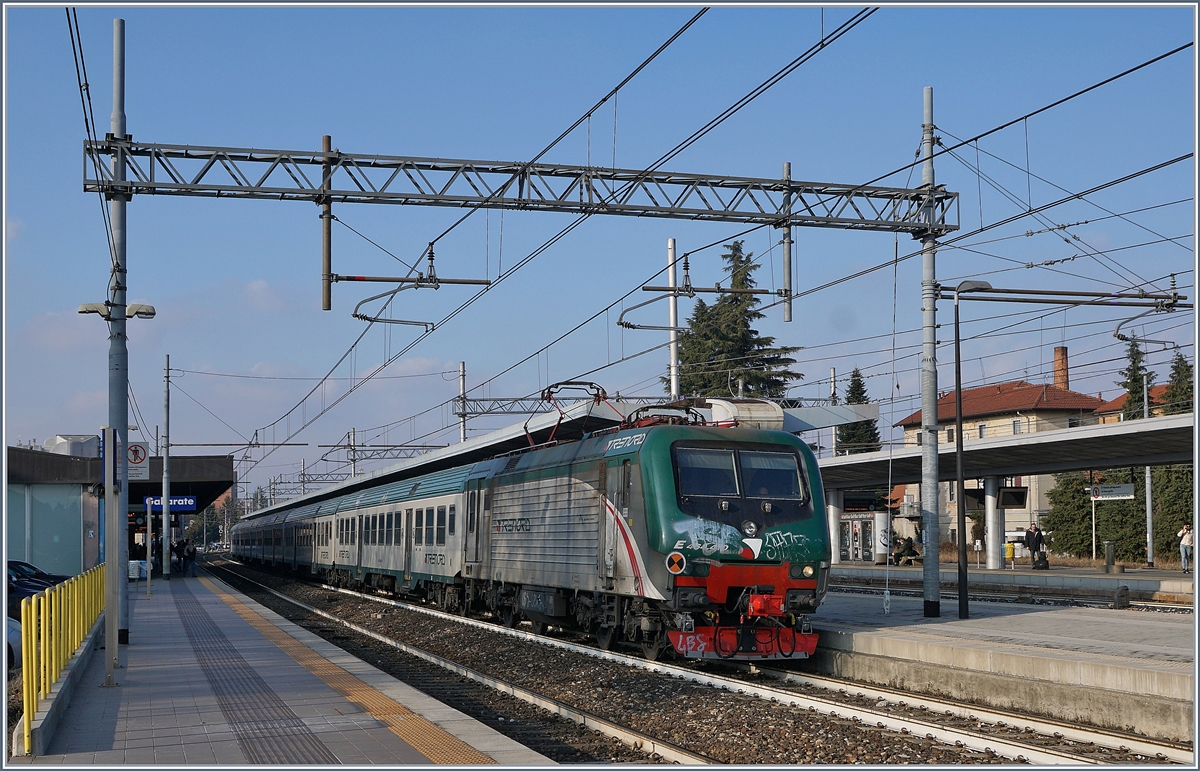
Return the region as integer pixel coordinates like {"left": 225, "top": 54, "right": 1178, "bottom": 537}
{"left": 20, "top": 564, "right": 106, "bottom": 755}
{"left": 214, "top": 559, "right": 1185, "bottom": 764}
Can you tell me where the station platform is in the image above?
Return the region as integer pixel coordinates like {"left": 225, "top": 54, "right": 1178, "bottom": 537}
{"left": 801, "top": 574, "right": 1195, "bottom": 742}
{"left": 12, "top": 573, "right": 550, "bottom": 764}
{"left": 830, "top": 560, "right": 1194, "bottom": 603}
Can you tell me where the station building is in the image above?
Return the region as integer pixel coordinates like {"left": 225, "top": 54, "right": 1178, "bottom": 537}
{"left": 891, "top": 348, "right": 1104, "bottom": 544}
{"left": 6, "top": 435, "right": 235, "bottom": 577}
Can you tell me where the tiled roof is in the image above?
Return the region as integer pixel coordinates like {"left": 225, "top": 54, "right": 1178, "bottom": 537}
{"left": 895, "top": 380, "right": 1105, "bottom": 427}
{"left": 1094, "top": 384, "right": 1168, "bottom": 415}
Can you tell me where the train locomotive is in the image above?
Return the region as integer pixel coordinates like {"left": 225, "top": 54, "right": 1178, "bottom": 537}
{"left": 232, "top": 398, "right": 830, "bottom": 661}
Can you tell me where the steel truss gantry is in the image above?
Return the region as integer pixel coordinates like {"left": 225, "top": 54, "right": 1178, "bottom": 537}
{"left": 84, "top": 140, "right": 959, "bottom": 235}
{"left": 452, "top": 394, "right": 661, "bottom": 418}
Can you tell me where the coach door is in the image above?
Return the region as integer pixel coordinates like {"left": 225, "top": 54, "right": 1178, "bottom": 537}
{"left": 465, "top": 479, "right": 483, "bottom": 569}
{"left": 356, "top": 514, "right": 365, "bottom": 574}
{"left": 403, "top": 509, "right": 414, "bottom": 587}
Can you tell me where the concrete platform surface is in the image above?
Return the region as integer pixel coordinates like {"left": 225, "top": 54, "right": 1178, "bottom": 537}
{"left": 12, "top": 573, "right": 551, "bottom": 765}
{"left": 802, "top": 589, "right": 1194, "bottom": 740}
{"left": 832, "top": 561, "right": 1193, "bottom": 602}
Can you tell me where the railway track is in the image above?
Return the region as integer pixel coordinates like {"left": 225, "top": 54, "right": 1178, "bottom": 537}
{"left": 207, "top": 559, "right": 1190, "bottom": 764}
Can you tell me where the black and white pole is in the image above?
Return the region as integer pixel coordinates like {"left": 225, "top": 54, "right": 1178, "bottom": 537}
{"left": 163, "top": 354, "right": 171, "bottom": 580}
{"left": 919, "top": 86, "right": 941, "bottom": 618}
{"left": 668, "top": 238, "right": 679, "bottom": 400}
{"left": 1144, "top": 373, "right": 1154, "bottom": 567}
{"left": 109, "top": 18, "right": 131, "bottom": 641}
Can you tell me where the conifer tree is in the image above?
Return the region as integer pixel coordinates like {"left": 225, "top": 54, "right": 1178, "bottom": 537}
{"left": 1043, "top": 472, "right": 1092, "bottom": 557}
{"left": 1118, "top": 338, "right": 1155, "bottom": 421}
{"left": 673, "top": 241, "right": 802, "bottom": 397}
{"left": 835, "top": 368, "right": 881, "bottom": 453}
{"left": 1161, "top": 351, "right": 1193, "bottom": 415}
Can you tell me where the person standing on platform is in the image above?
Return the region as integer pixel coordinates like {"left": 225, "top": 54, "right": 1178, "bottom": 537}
{"left": 1178, "top": 524, "right": 1193, "bottom": 574}
{"left": 183, "top": 540, "right": 197, "bottom": 577}
{"left": 1023, "top": 523, "right": 1044, "bottom": 568}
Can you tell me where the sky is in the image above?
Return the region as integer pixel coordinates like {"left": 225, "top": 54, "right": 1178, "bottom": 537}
{"left": 3, "top": 3, "right": 1196, "bottom": 498}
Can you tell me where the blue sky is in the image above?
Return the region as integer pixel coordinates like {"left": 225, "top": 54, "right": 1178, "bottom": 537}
{"left": 4, "top": 4, "right": 1195, "bottom": 494}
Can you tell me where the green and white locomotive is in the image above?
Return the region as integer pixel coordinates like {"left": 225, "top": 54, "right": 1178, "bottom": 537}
{"left": 233, "top": 398, "right": 830, "bottom": 660}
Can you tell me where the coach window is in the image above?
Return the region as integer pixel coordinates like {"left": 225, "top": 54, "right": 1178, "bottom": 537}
{"left": 436, "top": 506, "right": 447, "bottom": 545}
{"left": 350, "top": 517, "right": 356, "bottom": 545}
{"left": 338, "top": 519, "right": 343, "bottom": 544}
{"left": 427, "top": 508, "right": 436, "bottom": 546}
{"left": 386, "top": 513, "right": 394, "bottom": 545}
{"left": 373, "top": 514, "right": 380, "bottom": 544}
{"left": 415, "top": 510, "right": 424, "bottom": 544}
{"left": 448, "top": 504, "right": 456, "bottom": 536}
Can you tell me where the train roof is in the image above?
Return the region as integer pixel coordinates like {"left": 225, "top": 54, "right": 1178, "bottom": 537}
{"left": 237, "top": 398, "right": 646, "bottom": 524}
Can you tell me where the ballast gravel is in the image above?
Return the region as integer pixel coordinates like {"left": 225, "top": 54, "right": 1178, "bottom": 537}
{"left": 214, "top": 563, "right": 1011, "bottom": 764}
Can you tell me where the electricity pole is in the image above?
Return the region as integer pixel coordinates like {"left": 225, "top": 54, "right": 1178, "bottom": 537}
{"left": 919, "top": 86, "right": 941, "bottom": 618}
{"left": 109, "top": 18, "right": 131, "bottom": 642}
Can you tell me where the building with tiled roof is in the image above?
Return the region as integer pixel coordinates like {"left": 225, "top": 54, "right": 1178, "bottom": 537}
{"left": 1094, "top": 384, "right": 1169, "bottom": 424}
{"left": 890, "top": 347, "right": 1104, "bottom": 546}
{"left": 894, "top": 380, "right": 1105, "bottom": 429}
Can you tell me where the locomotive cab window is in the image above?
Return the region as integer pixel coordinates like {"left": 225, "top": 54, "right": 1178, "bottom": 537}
{"left": 741, "top": 452, "right": 804, "bottom": 499}
{"left": 675, "top": 448, "right": 739, "bottom": 496}
{"left": 673, "top": 443, "right": 812, "bottom": 528}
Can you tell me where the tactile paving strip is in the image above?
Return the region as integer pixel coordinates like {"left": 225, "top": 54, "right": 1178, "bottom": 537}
{"left": 172, "top": 581, "right": 341, "bottom": 764}
{"left": 200, "top": 576, "right": 497, "bottom": 765}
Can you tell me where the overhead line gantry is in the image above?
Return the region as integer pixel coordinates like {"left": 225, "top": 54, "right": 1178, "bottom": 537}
{"left": 83, "top": 138, "right": 960, "bottom": 311}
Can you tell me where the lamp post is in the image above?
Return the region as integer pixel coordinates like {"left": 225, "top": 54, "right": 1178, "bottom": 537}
{"left": 953, "top": 280, "right": 991, "bottom": 620}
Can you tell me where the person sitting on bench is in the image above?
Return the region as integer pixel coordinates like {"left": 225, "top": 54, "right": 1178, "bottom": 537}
{"left": 893, "top": 537, "right": 921, "bottom": 566}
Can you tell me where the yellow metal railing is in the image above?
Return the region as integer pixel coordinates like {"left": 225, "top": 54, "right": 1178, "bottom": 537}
{"left": 20, "top": 563, "right": 105, "bottom": 755}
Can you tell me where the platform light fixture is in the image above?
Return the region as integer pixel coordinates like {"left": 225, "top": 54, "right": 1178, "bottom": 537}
{"left": 78, "top": 302, "right": 156, "bottom": 320}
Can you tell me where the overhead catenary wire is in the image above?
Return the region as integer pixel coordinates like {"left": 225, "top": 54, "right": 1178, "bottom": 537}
{"left": 170, "top": 381, "right": 251, "bottom": 444}
{"left": 756, "top": 152, "right": 1193, "bottom": 316}
{"left": 940, "top": 143, "right": 1161, "bottom": 290}
{"left": 941, "top": 127, "right": 1193, "bottom": 255}
{"left": 66, "top": 9, "right": 119, "bottom": 273}
{"left": 245, "top": 8, "right": 733, "bottom": 472}
{"left": 243, "top": 19, "right": 1180, "bottom": 480}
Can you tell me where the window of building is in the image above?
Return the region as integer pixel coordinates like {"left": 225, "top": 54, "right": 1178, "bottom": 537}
{"left": 948, "top": 484, "right": 955, "bottom": 502}
{"left": 977, "top": 423, "right": 987, "bottom": 439}
{"left": 1068, "top": 415, "right": 1083, "bottom": 428}
{"left": 946, "top": 427, "right": 955, "bottom": 443}
{"left": 916, "top": 432, "right": 923, "bottom": 446}
{"left": 1012, "top": 419, "right": 1023, "bottom": 435}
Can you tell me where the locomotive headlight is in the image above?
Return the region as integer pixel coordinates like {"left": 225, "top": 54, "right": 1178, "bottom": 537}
{"left": 802, "top": 564, "right": 815, "bottom": 578}
{"left": 740, "top": 520, "right": 758, "bottom": 537}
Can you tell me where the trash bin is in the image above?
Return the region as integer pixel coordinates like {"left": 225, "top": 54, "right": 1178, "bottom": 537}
{"left": 1004, "top": 542, "right": 1015, "bottom": 569}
